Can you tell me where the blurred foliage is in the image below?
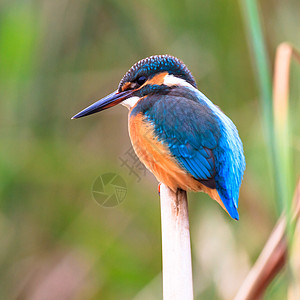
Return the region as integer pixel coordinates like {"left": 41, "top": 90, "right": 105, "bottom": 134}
{"left": 0, "top": 0, "right": 300, "bottom": 299}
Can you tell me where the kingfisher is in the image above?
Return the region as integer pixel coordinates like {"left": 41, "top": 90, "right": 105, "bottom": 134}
{"left": 72, "top": 55, "right": 245, "bottom": 220}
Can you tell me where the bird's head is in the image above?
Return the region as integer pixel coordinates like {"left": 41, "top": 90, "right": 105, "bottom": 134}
{"left": 72, "top": 55, "right": 196, "bottom": 119}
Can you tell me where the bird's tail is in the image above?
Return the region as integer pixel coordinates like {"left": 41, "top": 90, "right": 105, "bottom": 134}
{"left": 208, "top": 189, "right": 239, "bottom": 220}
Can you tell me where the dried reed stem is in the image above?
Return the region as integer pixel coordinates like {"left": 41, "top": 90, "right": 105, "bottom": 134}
{"left": 273, "top": 42, "right": 300, "bottom": 128}
{"left": 160, "top": 184, "right": 193, "bottom": 300}
{"left": 234, "top": 217, "right": 287, "bottom": 300}
{"left": 235, "top": 180, "right": 300, "bottom": 300}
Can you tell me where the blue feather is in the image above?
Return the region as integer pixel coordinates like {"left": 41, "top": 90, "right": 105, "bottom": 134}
{"left": 131, "top": 85, "right": 245, "bottom": 220}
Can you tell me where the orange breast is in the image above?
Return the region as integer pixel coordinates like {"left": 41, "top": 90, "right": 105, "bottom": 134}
{"left": 128, "top": 112, "right": 227, "bottom": 213}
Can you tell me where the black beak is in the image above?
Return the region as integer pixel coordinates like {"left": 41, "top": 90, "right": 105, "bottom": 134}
{"left": 72, "top": 90, "right": 134, "bottom": 119}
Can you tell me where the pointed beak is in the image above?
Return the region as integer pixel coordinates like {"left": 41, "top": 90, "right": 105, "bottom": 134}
{"left": 71, "top": 89, "right": 134, "bottom": 119}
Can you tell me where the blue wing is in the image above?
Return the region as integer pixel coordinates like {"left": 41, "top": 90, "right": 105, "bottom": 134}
{"left": 135, "top": 87, "right": 221, "bottom": 186}
{"left": 132, "top": 86, "right": 245, "bottom": 220}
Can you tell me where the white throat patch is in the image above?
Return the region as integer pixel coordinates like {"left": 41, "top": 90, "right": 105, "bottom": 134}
{"left": 121, "top": 96, "right": 140, "bottom": 109}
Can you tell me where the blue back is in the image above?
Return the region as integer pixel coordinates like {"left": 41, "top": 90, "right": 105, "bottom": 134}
{"left": 131, "top": 86, "right": 245, "bottom": 220}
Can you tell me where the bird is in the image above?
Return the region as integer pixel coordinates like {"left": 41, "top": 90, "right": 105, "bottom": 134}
{"left": 72, "top": 55, "right": 246, "bottom": 220}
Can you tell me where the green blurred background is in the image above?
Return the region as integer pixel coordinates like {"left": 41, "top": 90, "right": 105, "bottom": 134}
{"left": 1, "top": 0, "right": 300, "bottom": 299}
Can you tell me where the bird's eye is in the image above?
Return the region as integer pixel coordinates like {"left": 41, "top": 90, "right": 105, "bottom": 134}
{"left": 137, "top": 76, "right": 147, "bottom": 85}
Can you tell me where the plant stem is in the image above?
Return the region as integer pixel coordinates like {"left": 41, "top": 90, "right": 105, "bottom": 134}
{"left": 160, "top": 184, "right": 193, "bottom": 300}
{"left": 240, "top": 0, "right": 284, "bottom": 214}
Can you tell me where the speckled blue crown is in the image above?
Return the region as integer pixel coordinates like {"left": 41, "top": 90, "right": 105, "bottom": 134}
{"left": 118, "top": 55, "right": 197, "bottom": 91}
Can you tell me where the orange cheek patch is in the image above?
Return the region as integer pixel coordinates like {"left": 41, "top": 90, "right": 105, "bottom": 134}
{"left": 145, "top": 72, "right": 168, "bottom": 86}
{"left": 121, "top": 82, "right": 132, "bottom": 91}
